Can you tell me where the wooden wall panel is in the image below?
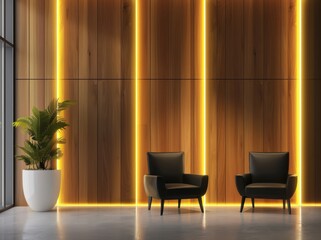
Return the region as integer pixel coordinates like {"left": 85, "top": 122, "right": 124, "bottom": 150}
{"left": 263, "top": 81, "right": 281, "bottom": 152}
{"left": 137, "top": 80, "right": 151, "bottom": 203}
{"left": 302, "top": 0, "right": 321, "bottom": 203}
{"left": 79, "top": 81, "right": 98, "bottom": 203}
{"left": 60, "top": 0, "right": 79, "bottom": 79}
{"left": 192, "top": 80, "right": 203, "bottom": 175}
{"left": 29, "top": 0, "right": 45, "bottom": 79}
{"left": 314, "top": 80, "right": 321, "bottom": 202}
{"left": 225, "top": 81, "right": 244, "bottom": 202}
{"left": 226, "top": 0, "right": 243, "bottom": 79}
{"left": 45, "top": 0, "right": 56, "bottom": 79}
{"left": 281, "top": 0, "right": 297, "bottom": 80}
{"left": 206, "top": 80, "right": 219, "bottom": 202}
{"left": 16, "top": 0, "right": 302, "bottom": 205}
{"left": 151, "top": 80, "right": 181, "bottom": 151}
{"left": 140, "top": 0, "right": 151, "bottom": 79}
{"left": 151, "top": 0, "right": 192, "bottom": 79}
{"left": 79, "top": 0, "right": 97, "bottom": 79}
{"left": 29, "top": 80, "right": 45, "bottom": 110}
{"left": 207, "top": 0, "right": 226, "bottom": 80}
{"left": 263, "top": 0, "right": 281, "bottom": 79}
{"left": 60, "top": 81, "right": 79, "bottom": 203}
{"left": 16, "top": 0, "right": 29, "bottom": 79}
{"left": 302, "top": 80, "right": 316, "bottom": 203}
{"left": 122, "top": 0, "right": 135, "bottom": 79}
{"left": 121, "top": 80, "right": 135, "bottom": 203}
{"left": 244, "top": 80, "right": 263, "bottom": 171}
{"left": 216, "top": 80, "right": 226, "bottom": 203}
{"left": 98, "top": 81, "right": 121, "bottom": 203}
{"left": 181, "top": 80, "right": 193, "bottom": 174}
{"left": 97, "top": 0, "right": 121, "bottom": 79}
{"left": 244, "top": 0, "right": 263, "bottom": 79}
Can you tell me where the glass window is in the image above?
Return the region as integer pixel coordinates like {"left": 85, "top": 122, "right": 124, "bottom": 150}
{"left": 0, "top": 0, "right": 14, "bottom": 212}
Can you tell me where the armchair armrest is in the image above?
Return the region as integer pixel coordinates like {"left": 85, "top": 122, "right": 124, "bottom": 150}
{"left": 235, "top": 173, "right": 252, "bottom": 196}
{"left": 286, "top": 174, "right": 297, "bottom": 199}
{"left": 144, "top": 175, "right": 166, "bottom": 199}
{"left": 183, "top": 174, "right": 208, "bottom": 196}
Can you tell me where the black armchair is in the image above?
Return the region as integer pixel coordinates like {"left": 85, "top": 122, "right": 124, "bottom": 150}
{"left": 235, "top": 152, "right": 297, "bottom": 214}
{"left": 144, "top": 152, "right": 208, "bottom": 215}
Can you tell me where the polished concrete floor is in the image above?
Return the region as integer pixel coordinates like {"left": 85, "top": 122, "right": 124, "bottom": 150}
{"left": 0, "top": 205, "right": 320, "bottom": 240}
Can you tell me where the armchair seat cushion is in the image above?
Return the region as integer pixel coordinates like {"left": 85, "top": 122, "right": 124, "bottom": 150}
{"left": 245, "top": 183, "right": 286, "bottom": 199}
{"left": 165, "top": 183, "right": 200, "bottom": 198}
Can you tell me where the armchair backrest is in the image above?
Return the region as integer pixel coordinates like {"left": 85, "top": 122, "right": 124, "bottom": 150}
{"left": 147, "top": 152, "right": 184, "bottom": 183}
{"left": 249, "top": 152, "right": 289, "bottom": 183}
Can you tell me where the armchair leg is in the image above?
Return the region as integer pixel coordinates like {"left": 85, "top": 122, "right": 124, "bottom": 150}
{"left": 178, "top": 199, "right": 181, "bottom": 209}
{"left": 160, "top": 199, "right": 165, "bottom": 216}
{"left": 283, "top": 199, "right": 286, "bottom": 209}
{"left": 240, "top": 196, "right": 246, "bottom": 213}
{"left": 198, "top": 197, "right": 204, "bottom": 213}
{"left": 148, "top": 197, "right": 152, "bottom": 210}
{"left": 251, "top": 198, "right": 255, "bottom": 208}
{"left": 287, "top": 199, "right": 291, "bottom": 214}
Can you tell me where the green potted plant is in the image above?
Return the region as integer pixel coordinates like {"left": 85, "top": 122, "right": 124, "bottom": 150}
{"left": 13, "top": 99, "right": 73, "bottom": 211}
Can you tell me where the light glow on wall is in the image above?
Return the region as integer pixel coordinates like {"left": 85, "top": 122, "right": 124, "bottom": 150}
{"left": 296, "top": 0, "right": 302, "bottom": 206}
{"left": 56, "top": 0, "right": 61, "bottom": 205}
{"left": 135, "top": 0, "right": 139, "bottom": 206}
{"left": 202, "top": 0, "right": 207, "bottom": 204}
{"left": 54, "top": 0, "right": 304, "bottom": 207}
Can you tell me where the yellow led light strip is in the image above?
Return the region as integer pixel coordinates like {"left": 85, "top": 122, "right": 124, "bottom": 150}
{"left": 57, "top": 203, "right": 316, "bottom": 208}
{"left": 56, "top": 0, "right": 61, "bottom": 204}
{"left": 202, "top": 0, "right": 207, "bottom": 205}
{"left": 135, "top": 0, "right": 139, "bottom": 206}
{"left": 296, "top": 0, "right": 302, "bottom": 206}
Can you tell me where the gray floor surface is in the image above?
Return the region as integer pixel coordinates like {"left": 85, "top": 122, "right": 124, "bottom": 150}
{"left": 0, "top": 206, "right": 319, "bottom": 240}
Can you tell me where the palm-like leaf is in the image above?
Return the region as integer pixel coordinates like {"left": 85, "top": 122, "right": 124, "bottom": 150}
{"left": 13, "top": 99, "right": 73, "bottom": 169}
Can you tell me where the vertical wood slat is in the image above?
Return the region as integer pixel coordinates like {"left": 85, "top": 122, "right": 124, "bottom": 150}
{"left": 29, "top": 0, "right": 45, "bottom": 79}
{"left": 181, "top": 80, "right": 192, "bottom": 174}
{"left": 79, "top": 0, "right": 97, "bottom": 79}
{"left": 16, "top": 0, "right": 29, "bottom": 79}
{"left": 97, "top": 0, "right": 121, "bottom": 79}
{"left": 263, "top": 81, "right": 281, "bottom": 152}
{"left": 314, "top": 80, "right": 321, "bottom": 202}
{"left": 207, "top": 0, "right": 226, "bottom": 80}
{"left": 225, "top": 81, "right": 244, "bottom": 202}
{"left": 98, "top": 81, "right": 121, "bottom": 203}
{"left": 193, "top": 0, "right": 202, "bottom": 79}
{"left": 151, "top": 0, "right": 192, "bottom": 79}
{"left": 79, "top": 80, "right": 98, "bottom": 203}
{"left": 121, "top": 0, "right": 135, "bottom": 79}
{"left": 206, "top": 80, "right": 219, "bottom": 202}
{"left": 140, "top": 0, "right": 151, "bottom": 79}
{"left": 150, "top": 80, "right": 181, "bottom": 152}
{"left": 244, "top": 0, "right": 263, "bottom": 79}
{"left": 29, "top": 80, "right": 45, "bottom": 110}
{"left": 216, "top": 80, "right": 226, "bottom": 203}
{"left": 302, "top": 80, "right": 316, "bottom": 203}
{"left": 263, "top": 0, "right": 281, "bottom": 79}
{"left": 243, "top": 80, "right": 263, "bottom": 171}
{"left": 60, "top": 0, "right": 79, "bottom": 79}
{"left": 226, "top": 0, "right": 244, "bottom": 79}
{"left": 286, "top": 0, "right": 297, "bottom": 80}
{"left": 137, "top": 80, "right": 151, "bottom": 203}
{"left": 121, "top": 80, "right": 135, "bottom": 203}
{"left": 45, "top": 0, "right": 56, "bottom": 79}
{"left": 60, "top": 80, "right": 79, "bottom": 203}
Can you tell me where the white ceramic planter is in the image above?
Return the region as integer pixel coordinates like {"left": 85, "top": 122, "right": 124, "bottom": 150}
{"left": 22, "top": 170, "right": 61, "bottom": 211}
